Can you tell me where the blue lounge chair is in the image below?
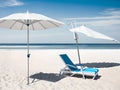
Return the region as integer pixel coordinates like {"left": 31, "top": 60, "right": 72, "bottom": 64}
{"left": 59, "top": 54, "right": 99, "bottom": 79}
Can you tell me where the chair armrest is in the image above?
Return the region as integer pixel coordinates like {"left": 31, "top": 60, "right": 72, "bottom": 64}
{"left": 66, "top": 64, "right": 78, "bottom": 69}
{"left": 76, "top": 64, "right": 87, "bottom": 69}
{"left": 76, "top": 64, "right": 84, "bottom": 67}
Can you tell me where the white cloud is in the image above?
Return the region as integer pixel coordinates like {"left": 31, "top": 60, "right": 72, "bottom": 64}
{"left": 64, "top": 15, "right": 120, "bottom": 20}
{"left": 77, "top": 20, "right": 120, "bottom": 26}
{"left": 101, "top": 8, "right": 120, "bottom": 16}
{"left": 64, "top": 8, "right": 120, "bottom": 26}
{"left": 0, "top": 0, "right": 24, "bottom": 7}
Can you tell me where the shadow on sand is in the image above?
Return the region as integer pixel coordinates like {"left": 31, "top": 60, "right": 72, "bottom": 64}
{"left": 30, "top": 72, "right": 65, "bottom": 83}
{"left": 30, "top": 62, "right": 120, "bottom": 83}
{"left": 76, "top": 62, "right": 120, "bottom": 68}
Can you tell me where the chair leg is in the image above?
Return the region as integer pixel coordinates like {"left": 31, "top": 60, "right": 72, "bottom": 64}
{"left": 93, "top": 75, "right": 96, "bottom": 80}
{"left": 32, "top": 78, "right": 35, "bottom": 83}
{"left": 59, "top": 71, "right": 63, "bottom": 76}
{"left": 93, "top": 73, "right": 98, "bottom": 80}
{"left": 70, "top": 73, "right": 75, "bottom": 76}
{"left": 82, "top": 74, "right": 85, "bottom": 79}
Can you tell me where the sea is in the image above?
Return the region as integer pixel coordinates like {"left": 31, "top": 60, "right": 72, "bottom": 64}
{"left": 0, "top": 43, "right": 120, "bottom": 49}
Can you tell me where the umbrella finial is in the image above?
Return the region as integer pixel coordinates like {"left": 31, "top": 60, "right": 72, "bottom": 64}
{"left": 26, "top": 10, "right": 29, "bottom": 14}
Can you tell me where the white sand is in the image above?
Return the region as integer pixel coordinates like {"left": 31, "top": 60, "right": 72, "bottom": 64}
{"left": 0, "top": 49, "right": 120, "bottom": 90}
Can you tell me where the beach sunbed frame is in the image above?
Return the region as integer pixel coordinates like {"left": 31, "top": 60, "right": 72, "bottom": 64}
{"left": 59, "top": 54, "right": 99, "bottom": 80}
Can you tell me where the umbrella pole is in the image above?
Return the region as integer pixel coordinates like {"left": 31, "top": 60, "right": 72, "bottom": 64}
{"left": 74, "top": 32, "right": 81, "bottom": 64}
{"left": 27, "top": 25, "right": 30, "bottom": 85}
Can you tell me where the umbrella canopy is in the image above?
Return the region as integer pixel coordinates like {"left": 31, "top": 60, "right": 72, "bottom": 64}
{"left": 0, "top": 11, "right": 63, "bottom": 30}
{"left": 0, "top": 11, "right": 64, "bottom": 85}
{"left": 70, "top": 25, "right": 118, "bottom": 42}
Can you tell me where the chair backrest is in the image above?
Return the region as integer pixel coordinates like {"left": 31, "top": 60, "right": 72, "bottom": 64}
{"left": 60, "top": 54, "right": 78, "bottom": 71}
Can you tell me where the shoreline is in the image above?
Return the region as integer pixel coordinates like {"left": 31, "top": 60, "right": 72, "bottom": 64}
{"left": 0, "top": 43, "right": 120, "bottom": 50}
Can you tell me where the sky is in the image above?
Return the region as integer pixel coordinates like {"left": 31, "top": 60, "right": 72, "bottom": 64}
{"left": 0, "top": 0, "right": 120, "bottom": 43}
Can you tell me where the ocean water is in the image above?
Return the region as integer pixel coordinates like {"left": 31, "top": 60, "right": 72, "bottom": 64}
{"left": 0, "top": 43, "right": 120, "bottom": 49}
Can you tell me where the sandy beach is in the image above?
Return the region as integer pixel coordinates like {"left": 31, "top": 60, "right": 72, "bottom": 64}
{"left": 0, "top": 49, "right": 120, "bottom": 90}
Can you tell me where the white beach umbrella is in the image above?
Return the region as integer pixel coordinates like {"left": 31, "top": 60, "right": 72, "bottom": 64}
{"left": 70, "top": 25, "right": 118, "bottom": 41}
{"left": 70, "top": 25, "right": 118, "bottom": 64}
{"left": 0, "top": 11, "right": 64, "bottom": 85}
